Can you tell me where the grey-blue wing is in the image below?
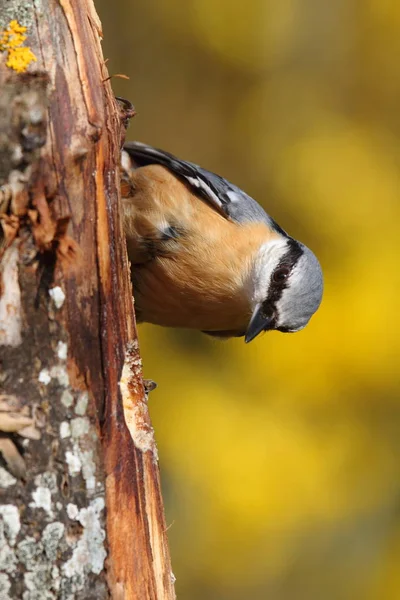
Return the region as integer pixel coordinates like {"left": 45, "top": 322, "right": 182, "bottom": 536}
{"left": 124, "top": 141, "right": 286, "bottom": 234}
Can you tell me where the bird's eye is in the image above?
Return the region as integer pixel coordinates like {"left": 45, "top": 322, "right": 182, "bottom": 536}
{"left": 272, "top": 265, "right": 291, "bottom": 283}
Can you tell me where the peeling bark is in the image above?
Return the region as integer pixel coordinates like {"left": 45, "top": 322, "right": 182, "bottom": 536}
{"left": 0, "top": 2, "right": 175, "bottom": 599}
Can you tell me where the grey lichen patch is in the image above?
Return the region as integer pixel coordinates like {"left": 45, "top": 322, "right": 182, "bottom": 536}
{"left": 23, "top": 589, "right": 56, "bottom": 600}
{"left": 49, "top": 365, "right": 69, "bottom": 388}
{"left": 65, "top": 444, "right": 96, "bottom": 492}
{"left": 30, "top": 487, "right": 53, "bottom": 517}
{"left": 59, "top": 421, "right": 71, "bottom": 439}
{"left": 38, "top": 368, "right": 51, "bottom": 385}
{"left": 0, "top": 466, "right": 17, "bottom": 488}
{"left": 15, "top": 523, "right": 65, "bottom": 599}
{"left": 60, "top": 389, "right": 74, "bottom": 408}
{"left": 74, "top": 392, "right": 88, "bottom": 416}
{"left": 80, "top": 451, "right": 96, "bottom": 492}
{"left": 0, "top": 5, "right": 38, "bottom": 30}
{"left": 70, "top": 417, "right": 89, "bottom": 438}
{"left": 61, "top": 409, "right": 99, "bottom": 492}
{"left": 56, "top": 341, "right": 67, "bottom": 361}
{"left": 16, "top": 537, "right": 42, "bottom": 570}
{"left": 66, "top": 503, "right": 78, "bottom": 520}
{"left": 16, "top": 523, "right": 66, "bottom": 599}
{"left": 0, "top": 544, "right": 17, "bottom": 574}
{"left": 0, "top": 504, "right": 20, "bottom": 545}
{"left": 24, "top": 566, "right": 58, "bottom": 599}
{"left": 43, "top": 412, "right": 107, "bottom": 600}
{"left": 0, "top": 573, "right": 11, "bottom": 598}
{"left": 0, "top": 507, "right": 20, "bottom": 589}
{"left": 48, "top": 285, "right": 65, "bottom": 309}
{"left": 38, "top": 366, "right": 69, "bottom": 388}
{"left": 34, "top": 471, "right": 57, "bottom": 493}
{"left": 0, "top": 520, "right": 17, "bottom": 573}
{"left": 2, "top": 373, "right": 107, "bottom": 596}
{"left": 65, "top": 449, "right": 82, "bottom": 476}
{"left": 18, "top": 526, "right": 65, "bottom": 566}
{"left": 63, "top": 497, "right": 106, "bottom": 580}
{"left": 51, "top": 566, "right": 60, "bottom": 586}
{"left": 29, "top": 472, "right": 58, "bottom": 518}
{"left": 42, "top": 522, "right": 65, "bottom": 561}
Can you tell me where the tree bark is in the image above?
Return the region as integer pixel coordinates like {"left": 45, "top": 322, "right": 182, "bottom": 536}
{"left": 0, "top": 2, "right": 175, "bottom": 599}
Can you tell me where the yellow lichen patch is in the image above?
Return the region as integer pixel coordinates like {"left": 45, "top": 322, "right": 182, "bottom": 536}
{"left": 0, "top": 20, "right": 37, "bottom": 73}
{"left": 5, "top": 46, "right": 37, "bottom": 72}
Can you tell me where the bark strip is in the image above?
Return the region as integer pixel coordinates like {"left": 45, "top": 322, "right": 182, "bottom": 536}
{"left": 0, "top": 2, "right": 175, "bottom": 598}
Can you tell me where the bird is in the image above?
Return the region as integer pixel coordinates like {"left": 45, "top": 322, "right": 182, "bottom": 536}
{"left": 121, "top": 141, "right": 323, "bottom": 343}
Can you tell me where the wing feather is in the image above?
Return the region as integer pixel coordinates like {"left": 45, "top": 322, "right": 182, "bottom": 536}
{"left": 123, "top": 141, "right": 286, "bottom": 234}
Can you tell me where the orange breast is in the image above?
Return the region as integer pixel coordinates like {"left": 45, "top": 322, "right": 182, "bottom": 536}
{"left": 123, "top": 165, "right": 279, "bottom": 332}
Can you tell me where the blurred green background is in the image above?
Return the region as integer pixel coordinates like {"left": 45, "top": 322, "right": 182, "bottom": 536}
{"left": 97, "top": 2, "right": 400, "bottom": 598}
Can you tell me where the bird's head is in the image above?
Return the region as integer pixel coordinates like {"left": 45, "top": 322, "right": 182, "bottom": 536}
{"left": 245, "top": 237, "right": 323, "bottom": 343}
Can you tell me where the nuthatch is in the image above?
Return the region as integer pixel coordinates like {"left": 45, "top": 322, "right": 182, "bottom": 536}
{"left": 122, "top": 142, "right": 323, "bottom": 342}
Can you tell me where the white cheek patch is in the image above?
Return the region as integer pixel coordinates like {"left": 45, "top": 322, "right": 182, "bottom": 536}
{"left": 249, "top": 239, "right": 289, "bottom": 306}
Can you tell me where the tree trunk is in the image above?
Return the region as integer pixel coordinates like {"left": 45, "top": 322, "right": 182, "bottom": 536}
{"left": 0, "top": 2, "right": 175, "bottom": 599}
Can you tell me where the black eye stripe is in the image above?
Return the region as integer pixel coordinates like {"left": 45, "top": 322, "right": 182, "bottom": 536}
{"left": 262, "top": 239, "right": 304, "bottom": 314}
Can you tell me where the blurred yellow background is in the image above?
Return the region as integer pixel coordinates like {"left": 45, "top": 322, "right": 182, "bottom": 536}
{"left": 98, "top": 2, "right": 400, "bottom": 598}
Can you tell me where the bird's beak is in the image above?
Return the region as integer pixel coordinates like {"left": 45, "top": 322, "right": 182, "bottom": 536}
{"left": 244, "top": 304, "right": 275, "bottom": 343}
